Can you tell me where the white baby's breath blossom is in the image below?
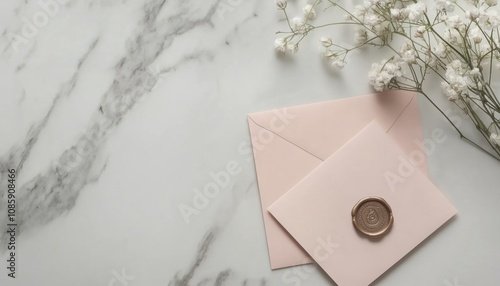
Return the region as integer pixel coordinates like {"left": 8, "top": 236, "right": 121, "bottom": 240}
{"left": 470, "top": 28, "right": 483, "bottom": 44}
{"left": 435, "top": 0, "right": 455, "bottom": 12}
{"left": 354, "top": 28, "right": 368, "bottom": 45}
{"left": 441, "top": 60, "right": 469, "bottom": 101}
{"left": 465, "top": 9, "right": 481, "bottom": 21}
{"left": 331, "top": 59, "right": 346, "bottom": 70}
{"left": 445, "top": 15, "right": 463, "bottom": 29}
{"left": 324, "top": 49, "right": 336, "bottom": 59}
{"left": 287, "top": 43, "right": 299, "bottom": 53}
{"left": 274, "top": 38, "right": 287, "bottom": 53}
{"left": 486, "top": 0, "right": 498, "bottom": 6}
{"left": 367, "top": 0, "right": 387, "bottom": 6}
{"left": 320, "top": 37, "right": 333, "bottom": 47}
{"left": 450, "top": 59, "right": 463, "bottom": 70}
{"left": 352, "top": 4, "right": 368, "bottom": 18}
{"left": 470, "top": 67, "right": 481, "bottom": 76}
{"left": 404, "top": 2, "right": 427, "bottom": 22}
{"left": 438, "top": 13, "right": 449, "bottom": 23}
{"left": 373, "top": 22, "right": 391, "bottom": 37}
{"left": 491, "top": 133, "right": 500, "bottom": 145}
{"left": 390, "top": 9, "right": 404, "bottom": 20}
{"left": 291, "top": 17, "right": 307, "bottom": 34}
{"left": 400, "top": 42, "right": 417, "bottom": 64}
{"left": 479, "top": 9, "right": 500, "bottom": 29}
{"left": 432, "top": 42, "right": 448, "bottom": 58}
{"left": 441, "top": 82, "right": 459, "bottom": 101}
{"left": 365, "top": 14, "right": 382, "bottom": 26}
{"left": 426, "top": 52, "right": 438, "bottom": 67}
{"left": 390, "top": 9, "right": 399, "bottom": 18}
{"left": 415, "top": 25, "right": 427, "bottom": 38}
{"left": 276, "top": 0, "right": 287, "bottom": 10}
{"left": 303, "top": 4, "right": 317, "bottom": 19}
{"left": 479, "top": 42, "right": 493, "bottom": 56}
{"left": 368, "top": 59, "right": 402, "bottom": 91}
{"left": 458, "top": 24, "right": 467, "bottom": 35}
{"left": 444, "top": 28, "right": 461, "bottom": 44}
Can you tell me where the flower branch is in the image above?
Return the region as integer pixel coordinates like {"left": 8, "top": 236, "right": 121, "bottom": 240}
{"left": 274, "top": 0, "right": 500, "bottom": 159}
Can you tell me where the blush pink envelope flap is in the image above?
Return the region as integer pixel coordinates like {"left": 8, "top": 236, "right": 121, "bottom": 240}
{"left": 248, "top": 91, "right": 428, "bottom": 269}
{"left": 268, "top": 122, "right": 457, "bottom": 286}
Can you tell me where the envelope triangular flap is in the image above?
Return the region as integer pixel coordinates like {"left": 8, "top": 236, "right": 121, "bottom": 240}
{"left": 248, "top": 91, "right": 416, "bottom": 160}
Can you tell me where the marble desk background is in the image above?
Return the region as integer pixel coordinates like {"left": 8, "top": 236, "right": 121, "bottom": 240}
{"left": 0, "top": 0, "right": 499, "bottom": 285}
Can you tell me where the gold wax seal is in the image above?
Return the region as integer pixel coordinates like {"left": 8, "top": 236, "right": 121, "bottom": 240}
{"left": 352, "top": 197, "right": 393, "bottom": 238}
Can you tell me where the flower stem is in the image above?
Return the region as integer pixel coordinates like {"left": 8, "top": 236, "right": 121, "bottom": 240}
{"left": 418, "top": 90, "right": 500, "bottom": 161}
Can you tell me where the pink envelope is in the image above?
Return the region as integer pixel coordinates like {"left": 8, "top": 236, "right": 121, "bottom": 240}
{"left": 248, "top": 91, "right": 428, "bottom": 269}
{"left": 268, "top": 122, "right": 457, "bottom": 286}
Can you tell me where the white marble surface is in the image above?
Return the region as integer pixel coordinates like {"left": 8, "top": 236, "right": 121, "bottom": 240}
{"left": 1, "top": 0, "right": 500, "bottom": 285}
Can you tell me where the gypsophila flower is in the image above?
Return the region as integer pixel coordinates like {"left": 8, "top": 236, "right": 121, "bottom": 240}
{"left": 368, "top": 59, "right": 402, "bottom": 91}
{"left": 432, "top": 42, "right": 448, "bottom": 58}
{"left": 320, "top": 37, "right": 333, "bottom": 47}
{"left": 429, "top": 57, "right": 438, "bottom": 67}
{"left": 276, "top": 0, "right": 287, "bottom": 10}
{"left": 479, "top": 9, "right": 500, "bottom": 29}
{"left": 458, "top": 24, "right": 467, "bottom": 35}
{"left": 441, "top": 60, "right": 469, "bottom": 100}
{"left": 324, "top": 50, "right": 336, "bottom": 59}
{"left": 274, "top": 38, "right": 287, "bottom": 53}
{"left": 405, "top": 2, "right": 427, "bottom": 22}
{"left": 331, "top": 59, "right": 346, "bottom": 70}
{"left": 373, "top": 22, "right": 391, "bottom": 37}
{"left": 444, "top": 28, "right": 461, "bottom": 44}
{"left": 391, "top": 9, "right": 404, "bottom": 20}
{"left": 450, "top": 59, "right": 463, "bottom": 70}
{"left": 390, "top": 8, "right": 399, "bottom": 18}
{"left": 479, "top": 41, "right": 492, "bottom": 55}
{"left": 400, "top": 42, "right": 417, "bottom": 64}
{"left": 352, "top": 4, "right": 368, "bottom": 18}
{"left": 369, "top": 0, "right": 390, "bottom": 6}
{"left": 441, "top": 82, "right": 459, "bottom": 100}
{"left": 470, "top": 28, "right": 483, "bottom": 44}
{"left": 435, "top": 0, "right": 455, "bottom": 12}
{"left": 470, "top": 67, "right": 481, "bottom": 76}
{"left": 486, "top": 0, "right": 498, "bottom": 6}
{"left": 303, "top": 4, "right": 317, "bottom": 19}
{"left": 426, "top": 52, "right": 438, "bottom": 67}
{"left": 491, "top": 133, "right": 500, "bottom": 145}
{"left": 465, "top": 9, "right": 481, "bottom": 21}
{"left": 287, "top": 43, "right": 299, "bottom": 53}
{"left": 415, "top": 25, "right": 427, "bottom": 38}
{"left": 354, "top": 28, "right": 368, "bottom": 45}
{"left": 365, "top": 14, "right": 382, "bottom": 26}
{"left": 438, "top": 13, "right": 449, "bottom": 22}
{"left": 291, "top": 17, "right": 307, "bottom": 34}
{"left": 445, "top": 15, "right": 463, "bottom": 29}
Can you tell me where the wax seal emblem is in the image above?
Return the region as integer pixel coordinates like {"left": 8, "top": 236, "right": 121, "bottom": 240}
{"left": 352, "top": 197, "right": 393, "bottom": 238}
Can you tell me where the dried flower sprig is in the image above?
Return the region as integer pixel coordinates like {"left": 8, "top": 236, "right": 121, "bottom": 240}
{"left": 275, "top": 0, "right": 500, "bottom": 160}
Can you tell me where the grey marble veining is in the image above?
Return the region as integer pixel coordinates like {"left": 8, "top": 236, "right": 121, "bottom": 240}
{"left": 1, "top": 0, "right": 219, "bottom": 242}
